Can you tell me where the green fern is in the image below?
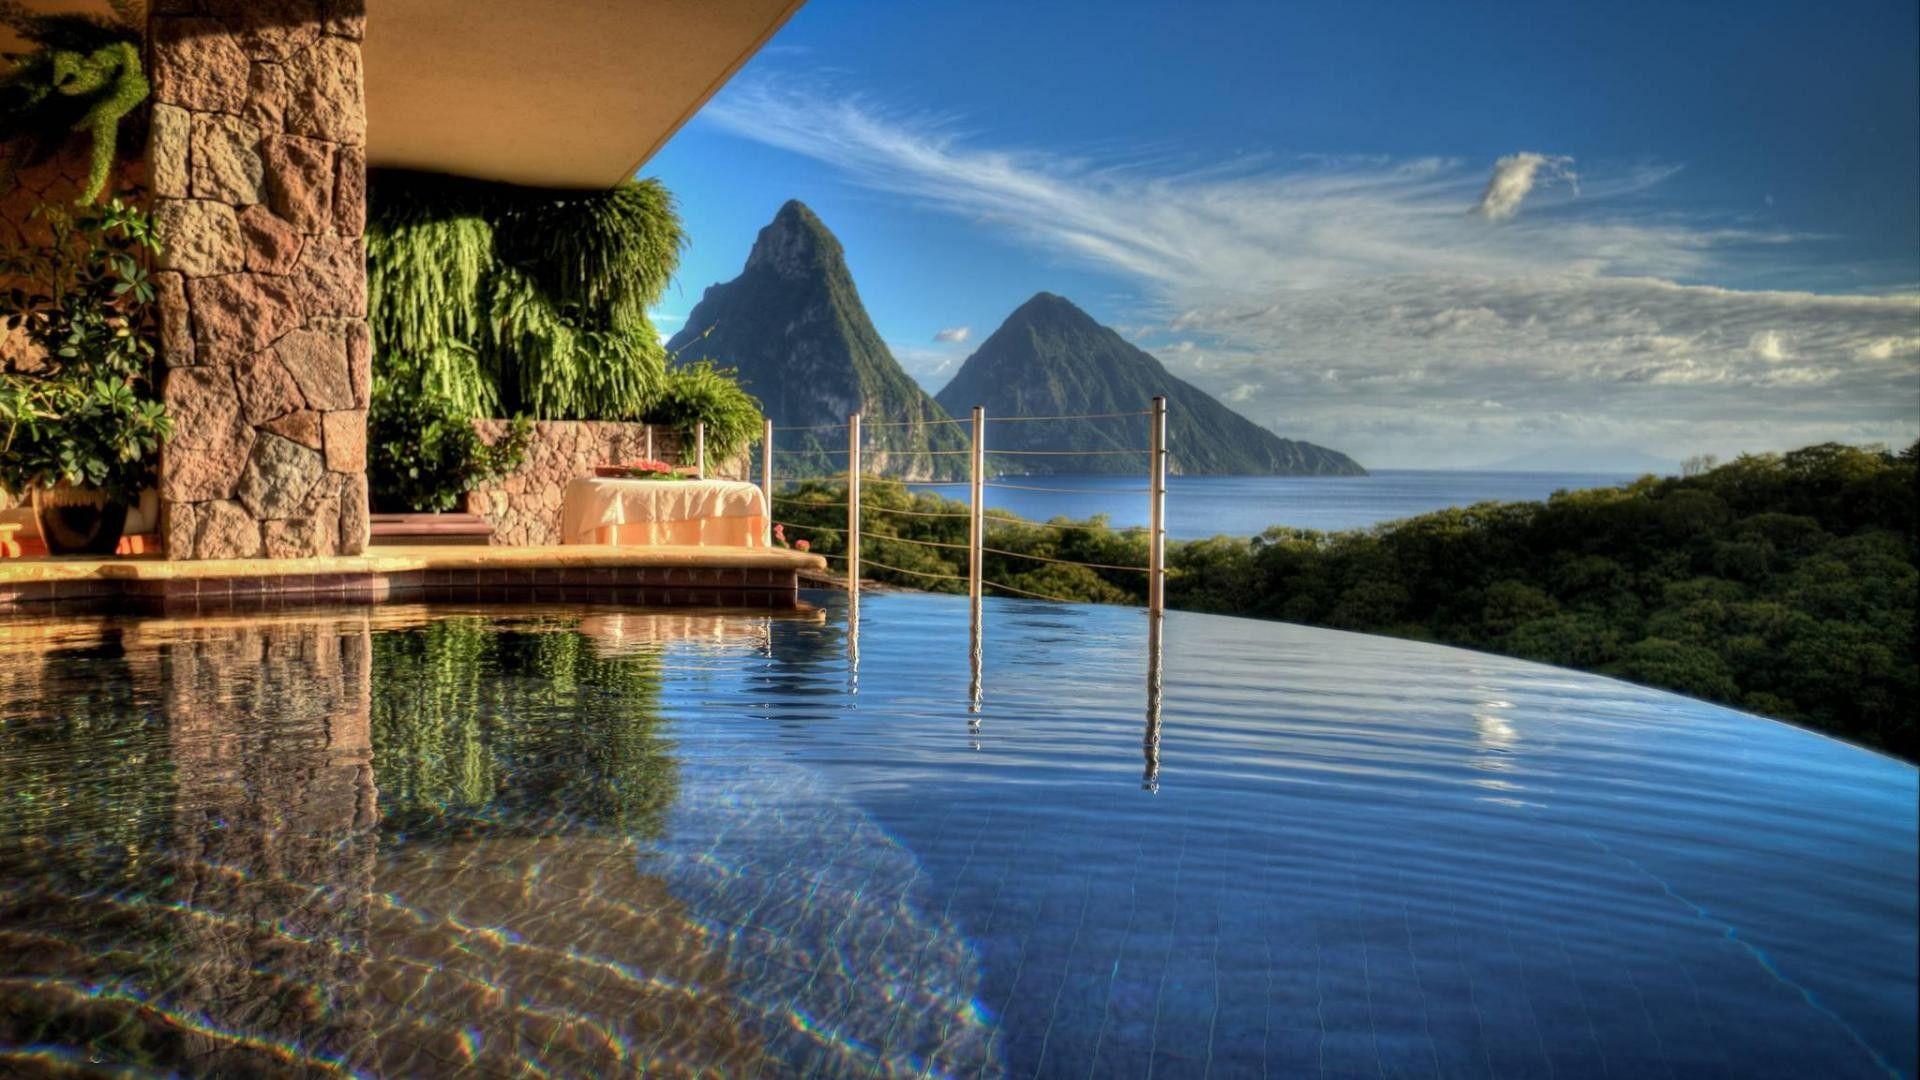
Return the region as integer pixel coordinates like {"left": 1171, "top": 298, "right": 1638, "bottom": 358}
{"left": 366, "top": 170, "right": 757, "bottom": 448}
{"left": 651, "top": 359, "right": 765, "bottom": 459}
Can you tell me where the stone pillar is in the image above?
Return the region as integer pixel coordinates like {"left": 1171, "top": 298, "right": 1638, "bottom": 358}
{"left": 148, "top": 1, "right": 369, "bottom": 559}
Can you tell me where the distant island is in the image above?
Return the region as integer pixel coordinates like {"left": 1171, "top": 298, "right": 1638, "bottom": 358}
{"left": 670, "top": 201, "right": 1361, "bottom": 478}
{"left": 776, "top": 441, "right": 1917, "bottom": 762}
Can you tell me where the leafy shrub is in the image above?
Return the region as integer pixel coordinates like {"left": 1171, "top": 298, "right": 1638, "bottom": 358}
{"left": 368, "top": 379, "right": 531, "bottom": 513}
{"left": 0, "top": 198, "right": 169, "bottom": 503}
{"left": 649, "top": 359, "right": 765, "bottom": 460}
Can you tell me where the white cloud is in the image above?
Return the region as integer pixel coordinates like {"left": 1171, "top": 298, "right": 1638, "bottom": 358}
{"left": 1472, "top": 152, "right": 1578, "bottom": 221}
{"left": 701, "top": 79, "right": 1920, "bottom": 465}
{"left": 890, "top": 342, "right": 964, "bottom": 385}
{"left": 1857, "top": 335, "right": 1920, "bottom": 362}
{"left": 1749, "top": 330, "right": 1790, "bottom": 362}
{"left": 933, "top": 325, "right": 971, "bottom": 343}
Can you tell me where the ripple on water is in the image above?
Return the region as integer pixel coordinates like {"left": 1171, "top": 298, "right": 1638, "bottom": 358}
{"left": 0, "top": 596, "right": 1912, "bottom": 1079}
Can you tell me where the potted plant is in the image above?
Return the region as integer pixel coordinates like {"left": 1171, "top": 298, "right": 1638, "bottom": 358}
{"left": 0, "top": 198, "right": 171, "bottom": 555}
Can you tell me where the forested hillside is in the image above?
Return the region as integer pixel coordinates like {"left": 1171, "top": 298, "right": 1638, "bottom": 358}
{"left": 776, "top": 442, "right": 1917, "bottom": 759}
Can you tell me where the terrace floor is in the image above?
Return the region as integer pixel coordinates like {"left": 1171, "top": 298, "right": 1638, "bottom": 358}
{"left": 0, "top": 545, "right": 825, "bottom": 614}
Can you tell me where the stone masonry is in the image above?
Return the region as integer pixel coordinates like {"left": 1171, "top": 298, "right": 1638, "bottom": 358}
{"left": 466, "top": 421, "right": 747, "bottom": 546}
{"left": 148, "top": 2, "right": 370, "bottom": 559}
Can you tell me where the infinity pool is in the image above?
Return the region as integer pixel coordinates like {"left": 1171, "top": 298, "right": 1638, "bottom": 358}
{"left": 1, "top": 593, "right": 1913, "bottom": 1077}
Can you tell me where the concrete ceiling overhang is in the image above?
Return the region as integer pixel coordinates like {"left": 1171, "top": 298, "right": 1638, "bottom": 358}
{"left": 365, "top": 0, "right": 806, "bottom": 189}
{"left": 4, "top": 0, "right": 806, "bottom": 191}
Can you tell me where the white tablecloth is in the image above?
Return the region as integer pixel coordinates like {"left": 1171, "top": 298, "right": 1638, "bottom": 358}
{"left": 560, "top": 478, "right": 768, "bottom": 547}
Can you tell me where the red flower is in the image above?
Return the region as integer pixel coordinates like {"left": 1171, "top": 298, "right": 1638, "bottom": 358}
{"left": 795, "top": 539, "right": 811, "bottom": 552}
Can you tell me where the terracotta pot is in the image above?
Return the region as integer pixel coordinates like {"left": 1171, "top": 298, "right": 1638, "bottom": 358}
{"left": 30, "top": 485, "right": 128, "bottom": 556}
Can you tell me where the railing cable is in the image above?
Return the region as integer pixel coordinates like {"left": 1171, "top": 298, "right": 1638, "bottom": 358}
{"left": 982, "top": 579, "right": 1082, "bottom": 603}
{"left": 983, "top": 410, "right": 1151, "bottom": 423}
{"left": 867, "top": 534, "right": 972, "bottom": 553}
{"left": 987, "top": 448, "right": 1150, "bottom": 456}
{"left": 859, "top": 556, "right": 970, "bottom": 584}
{"left": 867, "top": 504, "right": 974, "bottom": 520}
{"left": 980, "top": 546, "right": 1149, "bottom": 572}
{"left": 986, "top": 481, "right": 1151, "bottom": 494}
{"left": 859, "top": 416, "right": 969, "bottom": 428}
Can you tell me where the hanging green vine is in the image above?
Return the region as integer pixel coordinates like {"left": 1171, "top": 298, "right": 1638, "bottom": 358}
{"left": 0, "top": 10, "right": 149, "bottom": 205}
{"left": 369, "top": 170, "right": 681, "bottom": 421}
{"left": 366, "top": 169, "right": 764, "bottom": 458}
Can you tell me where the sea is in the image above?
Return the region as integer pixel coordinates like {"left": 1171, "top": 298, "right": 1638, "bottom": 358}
{"left": 909, "top": 469, "right": 1646, "bottom": 540}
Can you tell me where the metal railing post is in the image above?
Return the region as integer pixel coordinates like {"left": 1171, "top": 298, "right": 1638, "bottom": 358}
{"left": 969, "top": 405, "right": 985, "bottom": 715}
{"left": 1148, "top": 395, "right": 1167, "bottom": 617}
{"left": 695, "top": 422, "right": 707, "bottom": 479}
{"left": 969, "top": 406, "right": 985, "bottom": 607}
{"left": 1144, "top": 607, "right": 1163, "bottom": 792}
{"left": 760, "top": 418, "right": 774, "bottom": 546}
{"left": 644, "top": 424, "right": 653, "bottom": 461}
{"left": 847, "top": 412, "right": 861, "bottom": 593}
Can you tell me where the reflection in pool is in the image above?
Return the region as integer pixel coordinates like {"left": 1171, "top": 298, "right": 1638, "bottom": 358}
{"left": 0, "top": 593, "right": 1913, "bottom": 1077}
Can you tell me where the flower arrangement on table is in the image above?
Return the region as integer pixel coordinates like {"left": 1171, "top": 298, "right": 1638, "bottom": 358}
{"left": 770, "top": 523, "right": 810, "bottom": 552}
{"left": 593, "top": 459, "right": 698, "bottom": 480}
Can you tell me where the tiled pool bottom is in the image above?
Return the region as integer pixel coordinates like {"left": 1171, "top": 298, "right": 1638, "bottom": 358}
{"left": 0, "top": 595, "right": 1913, "bottom": 1077}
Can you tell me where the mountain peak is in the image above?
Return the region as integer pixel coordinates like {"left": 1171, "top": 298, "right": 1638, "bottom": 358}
{"left": 1010, "top": 291, "right": 1086, "bottom": 322}
{"left": 745, "top": 199, "right": 844, "bottom": 280}
{"left": 665, "top": 200, "right": 966, "bottom": 478}
{"left": 937, "top": 294, "right": 1364, "bottom": 477}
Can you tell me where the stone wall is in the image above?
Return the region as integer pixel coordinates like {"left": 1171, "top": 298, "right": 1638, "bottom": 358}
{"left": 466, "top": 421, "right": 748, "bottom": 546}
{"left": 148, "top": 2, "right": 370, "bottom": 559}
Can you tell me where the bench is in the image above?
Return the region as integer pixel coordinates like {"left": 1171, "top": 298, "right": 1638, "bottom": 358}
{"left": 368, "top": 512, "right": 496, "bottom": 546}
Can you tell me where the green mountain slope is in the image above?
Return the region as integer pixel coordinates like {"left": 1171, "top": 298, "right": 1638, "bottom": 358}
{"left": 934, "top": 293, "right": 1364, "bottom": 476}
{"left": 666, "top": 201, "right": 964, "bottom": 479}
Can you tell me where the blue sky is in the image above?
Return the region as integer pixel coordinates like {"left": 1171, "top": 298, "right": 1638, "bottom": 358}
{"left": 645, "top": 0, "right": 1919, "bottom": 468}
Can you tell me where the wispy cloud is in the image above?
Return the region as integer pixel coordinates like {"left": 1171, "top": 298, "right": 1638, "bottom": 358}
{"left": 933, "top": 325, "right": 972, "bottom": 343}
{"left": 1472, "top": 153, "right": 1578, "bottom": 221}
{"left": 890, "top": 341, "right": 965, "bottom": 385}
{"left": 701, "top": 77, "right": 1920, "bottom": 465}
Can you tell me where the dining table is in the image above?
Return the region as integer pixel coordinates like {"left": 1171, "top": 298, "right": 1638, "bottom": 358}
{"left": 559, "top": 477, "right": 769, "bottom": 547}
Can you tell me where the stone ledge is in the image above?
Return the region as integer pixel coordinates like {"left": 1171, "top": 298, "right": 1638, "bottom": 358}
{"left": 0, "top": 545, "right": 824, "bottom": 614}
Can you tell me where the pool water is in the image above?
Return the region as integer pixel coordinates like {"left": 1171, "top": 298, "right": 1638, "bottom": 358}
{"left": 0, "top": 593, "right": 1913, "bottom": 1078}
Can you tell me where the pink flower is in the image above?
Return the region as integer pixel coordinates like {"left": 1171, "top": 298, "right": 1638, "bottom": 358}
{"left": 795, "top": 539, "right": 811, "bottom": 552}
